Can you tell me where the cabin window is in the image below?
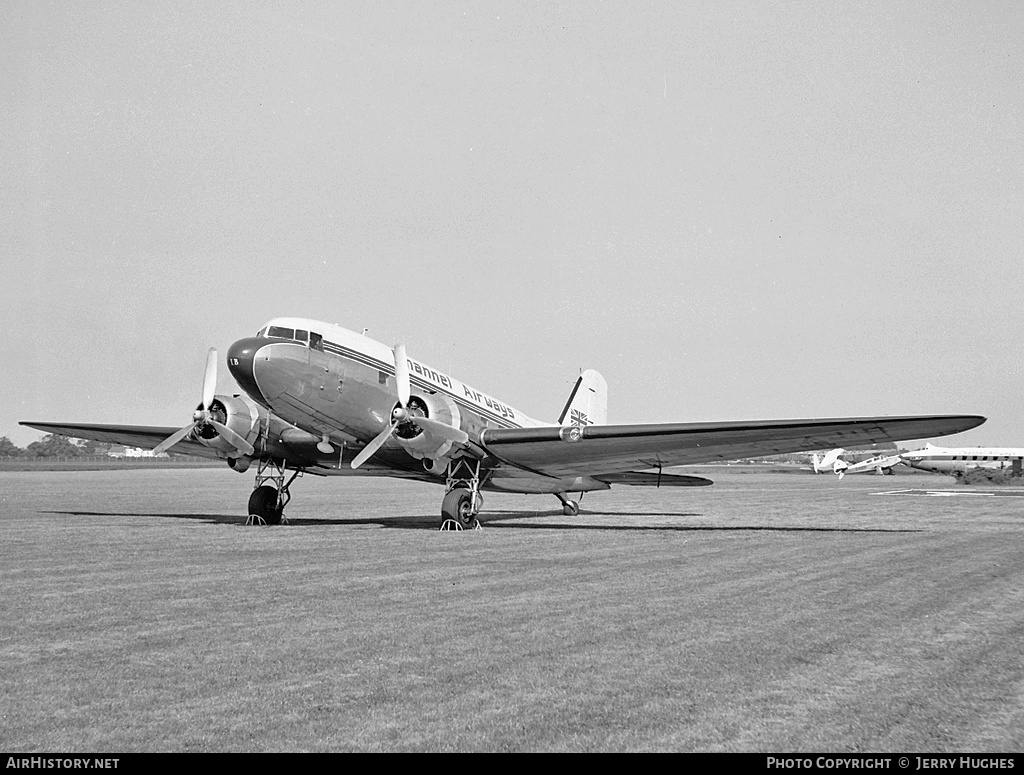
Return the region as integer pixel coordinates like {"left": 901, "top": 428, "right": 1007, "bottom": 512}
{"left": 309, "top": 332, "right": 324, "bottom": 352}
{"left": 268, "top": 326, "right": 294, "bottom": 340}
{"left": 295, "top": 329, "right": 309, "bottom": 343}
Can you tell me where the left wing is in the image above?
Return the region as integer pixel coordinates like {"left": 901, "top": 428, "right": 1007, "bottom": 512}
{"left": 479, "top": 414, "right": 985, "bottom": 478}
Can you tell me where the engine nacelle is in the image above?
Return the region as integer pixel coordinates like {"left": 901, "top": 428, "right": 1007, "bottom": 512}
{"left": 227, "top": 455, "right": 253, "bottom": 473}
{"left": 395, "top": 391, "right": 463, "bottom": 462}
{"left": 194, "top": 394, "right": 265, "bottom": 456}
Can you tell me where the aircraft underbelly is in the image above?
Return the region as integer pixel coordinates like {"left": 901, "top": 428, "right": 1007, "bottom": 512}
{"left": 486, "top": 440, "right": 747, "bottom": 477}
{"left": 485, "top": 471, "right": 611, "bottom": 494}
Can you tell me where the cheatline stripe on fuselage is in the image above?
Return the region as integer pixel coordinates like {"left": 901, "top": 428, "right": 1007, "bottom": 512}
{"left": 319, "top": 339, "right": 523, "bottom": 430}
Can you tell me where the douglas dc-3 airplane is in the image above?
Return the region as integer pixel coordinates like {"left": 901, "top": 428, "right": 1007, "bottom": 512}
{"left": 22, "top": 317, "right": 986, "bottom": 528}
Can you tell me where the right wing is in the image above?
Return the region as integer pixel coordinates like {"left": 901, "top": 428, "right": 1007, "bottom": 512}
{"left": 19, "top": 421, "right": 225, "bottom": 460}
{"left": 17, "top": 420, "right": 441, "bottom": 479}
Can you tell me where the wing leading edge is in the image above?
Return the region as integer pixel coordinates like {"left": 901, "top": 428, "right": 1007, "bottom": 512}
{"left": 479, "top": 414, "right": 986, "bottom": 478}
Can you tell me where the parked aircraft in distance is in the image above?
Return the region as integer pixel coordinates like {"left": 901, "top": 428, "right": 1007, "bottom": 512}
{"left": 834, "top": 453, "right": 904, "bottom": 478}
{"left": 900, "top": 443, "right": 1023, "bottom": 476}
{"left": 21, "top": 317, "right": 985, "bottom": 527}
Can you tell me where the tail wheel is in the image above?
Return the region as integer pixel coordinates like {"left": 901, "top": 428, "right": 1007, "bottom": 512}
{"left": 248, "top": 485, "right": 283, "bottom": 525}
{"left": 442, "top": 488, "right": 477, "bottom": 529}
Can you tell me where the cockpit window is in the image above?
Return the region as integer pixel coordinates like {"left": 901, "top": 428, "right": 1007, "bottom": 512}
{"left": 268, "top": 326, "right": 295, "bottom": 340}
{"left": 295, "top": 329, "right": 309, "bottom": 343}
{"left": 309, "top": 332, "right": 324, "bottom": 352}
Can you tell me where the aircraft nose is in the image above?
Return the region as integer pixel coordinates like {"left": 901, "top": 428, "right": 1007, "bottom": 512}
{"left": 227, "top": 337, "right": 266, "bottom": 404}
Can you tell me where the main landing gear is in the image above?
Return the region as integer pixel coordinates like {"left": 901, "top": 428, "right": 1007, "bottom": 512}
{"left": 440, "top": 458, "right": 484, "bottom": 530}
{"left": 246, "top": 457, "right": 301, "bottom": 525}
{"left": 555, "top": 492, "right": 580, "bottom": 517}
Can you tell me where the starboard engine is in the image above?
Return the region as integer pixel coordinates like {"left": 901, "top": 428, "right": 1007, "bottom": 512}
{"left": 393, "top": 391, "right": 463, "bottom": 462}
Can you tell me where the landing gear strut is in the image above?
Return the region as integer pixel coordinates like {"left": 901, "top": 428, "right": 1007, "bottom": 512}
{"left": 246, "top": 457, "right": 301, "bottom": 525}
{"left": 440, "top": 458, "right": 484, "bottom": 530}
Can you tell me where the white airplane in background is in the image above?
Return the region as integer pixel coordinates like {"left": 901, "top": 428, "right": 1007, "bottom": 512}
{"left": 899, "top": 444, "right": 1024, "bottom": 476}
{"left": 22, "top": 317, "right": 985, "bottom": 527}
{"left": 811, "top": 448, "right": 846, "bottom": 474}
{"left": 834, "top": 453, "right": 904, "bottom": 479}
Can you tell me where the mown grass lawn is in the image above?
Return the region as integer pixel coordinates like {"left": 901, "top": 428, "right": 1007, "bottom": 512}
{"left": 2, "top": 468, "right": 1022, "bottom": 751}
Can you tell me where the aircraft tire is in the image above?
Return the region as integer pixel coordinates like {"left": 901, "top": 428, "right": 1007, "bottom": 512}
{"left": 562, "top": 500, "right": 580, "bottom": 517}
{"left": 442, "top": 488, "right": 477, "bottom": 529}
{"left": 248, "top": 485, "right": 283, "bottom": 526}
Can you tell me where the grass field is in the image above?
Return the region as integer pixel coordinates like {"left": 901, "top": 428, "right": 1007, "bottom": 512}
{"left": 1, "top": 467, "right": 1022, "bottom": 752}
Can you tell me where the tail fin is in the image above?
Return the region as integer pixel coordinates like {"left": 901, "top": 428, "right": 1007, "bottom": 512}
{"left": 558, "top": 369, "right": 607, "bottom": 427}
{"left": 812, "top": 448, "right": 845, "bottom": 473}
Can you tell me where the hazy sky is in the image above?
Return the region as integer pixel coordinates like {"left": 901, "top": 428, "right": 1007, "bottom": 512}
{"left": 3, "top": 2, "right": 1022, "bottom": 448}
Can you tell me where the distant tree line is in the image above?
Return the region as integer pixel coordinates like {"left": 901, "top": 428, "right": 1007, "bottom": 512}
{"left": 0, "top": 434, "right": 103, "bottom": 458}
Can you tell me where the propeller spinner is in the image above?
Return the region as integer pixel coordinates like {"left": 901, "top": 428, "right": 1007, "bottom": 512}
{"left": 153, "top": 348, "right": 256, "bottom": 457}
{"left": 351, "top": 343, "right": 468, "bottom": 469}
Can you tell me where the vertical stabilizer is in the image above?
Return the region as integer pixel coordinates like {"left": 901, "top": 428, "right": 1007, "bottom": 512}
{"left": 812, "top": 448, "right": 845, "bottom": 474}
{"left": 558, "top": 369, "right": 608, "bottom": 427}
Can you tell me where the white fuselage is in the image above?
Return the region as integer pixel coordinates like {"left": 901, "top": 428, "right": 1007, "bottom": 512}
{"left": 247, "top": 316, "right": 548, "bottom": 435}
{"left": 226, "top": 317, "right": 619, "bottom": 494}
{"left": 900, "top": 445, "right": 1024, "bottom": 474}
{"left": 836, "top": 453, "right": 903, "bottom": 476}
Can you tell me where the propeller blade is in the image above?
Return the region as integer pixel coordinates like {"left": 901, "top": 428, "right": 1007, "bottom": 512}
{"left": 410, "top": 416, "right": 469, "bottom": 445}
{"left": 353, "top": 343, "right": 463, "bottom": 469}
{"left": 202, "top": 348, "right": 218, "bottom": 410}
{"left": 208, "top": 420, "right": 255, "bottom": 456}
{"left": 153, "top": 423, "right": 197, "bottom": 456}
{"left": 394, "top": 343, "right": 410, "bottom": 407}
{"left": 351, "top": 421, "right": 397, "bottom": 469}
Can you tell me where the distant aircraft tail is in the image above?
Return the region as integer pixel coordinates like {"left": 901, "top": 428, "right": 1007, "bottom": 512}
{"left": 812, "top": 448, "right": 846, "bottom": 474}
{"left": 558, "top": 369, "right": 608, "bottom": 427}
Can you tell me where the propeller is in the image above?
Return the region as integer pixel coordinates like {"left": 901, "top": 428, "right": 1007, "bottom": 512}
{"left": 351, "top": 343, "right": 468, "bottom": 469}
{"left": 153, "top": 348, "right": 256, "bottom": 457}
